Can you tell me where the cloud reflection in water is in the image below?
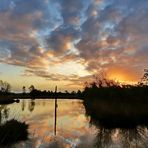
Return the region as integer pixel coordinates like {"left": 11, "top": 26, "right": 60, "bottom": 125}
{"left": 6, "top": 99, "right": 97, "bottom": 148}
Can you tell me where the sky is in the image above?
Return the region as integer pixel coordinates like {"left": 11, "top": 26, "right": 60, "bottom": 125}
{"left": 0, "top": 0, "right": 148, "bottom": 91}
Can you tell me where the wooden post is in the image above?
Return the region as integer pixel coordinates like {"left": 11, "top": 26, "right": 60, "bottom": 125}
{"left": 54, "top": 86, "right": 57, "bottom": 136}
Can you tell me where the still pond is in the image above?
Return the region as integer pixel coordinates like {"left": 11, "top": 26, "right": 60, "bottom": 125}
{"left": 0, "top": 99, "right": 148, "bottom": 148}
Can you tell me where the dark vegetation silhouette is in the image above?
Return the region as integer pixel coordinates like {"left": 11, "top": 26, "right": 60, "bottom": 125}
{"left": 0, "top": 104, "right": 28, "bottom": 146}
{"left": 82, "top": 69, "right": 148, "bottom": 146}
{"left": 0, "top": 82, "right": 83, "bottom": 99}
{"left": 83, "top": 70, "right": 148, "bottom": 147}
{"left": 0, "top": 119, "right": 28, "bottom": 146}
{"left": 83, "top": 70, "right": 148, "bottom": 101}
{"left": 0, "top": 80, "right": 18, "bottom": 102}
{"left": 28, "top": 86, "right": 82, "bottom": 99}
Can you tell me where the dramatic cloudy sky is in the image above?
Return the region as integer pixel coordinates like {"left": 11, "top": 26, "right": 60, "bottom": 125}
{"left": 0, "top": 0, "right": 148, "bottom": 91}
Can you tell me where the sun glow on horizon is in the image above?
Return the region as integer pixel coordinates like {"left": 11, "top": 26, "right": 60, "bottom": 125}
{"left": 106, "top": 68, "right": 140, "bottom": 85}
{"left": 0, "top": 0, "right": 147, "bottom": 91}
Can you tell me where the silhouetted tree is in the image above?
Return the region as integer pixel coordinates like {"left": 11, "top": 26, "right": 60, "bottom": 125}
{"left": 28, "top": 85, "right": 35, "bottom": 92}
{"left": 22, "top": 86, "right": 26, "bottom": 94}
{"left": 65, "top": 90, "right": 69, "bottom": 94}
{"left": 0, "top": 80, "right": 11, "bottom": 93}
{"left": 71, "top": 91, "right": 76, "bottom": 94}
{"left": 77, "top": 90, "right": 82, "bottom": 94}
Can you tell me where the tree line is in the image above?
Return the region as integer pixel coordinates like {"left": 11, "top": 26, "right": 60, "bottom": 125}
{"left": 0, "top": 69, "right": 148, "bottom": 99}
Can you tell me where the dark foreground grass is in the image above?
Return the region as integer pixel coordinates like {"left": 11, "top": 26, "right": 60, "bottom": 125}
{"left": 0, "top": 119, "right": 28, "bottom": 146}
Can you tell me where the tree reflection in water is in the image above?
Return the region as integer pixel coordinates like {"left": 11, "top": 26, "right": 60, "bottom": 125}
{"left": 21, "top": 100, "right": 26, "bottom": 111}
{"left": 94, "top": 127, "right": 148, "bottom": 148}
{"left": 84, "top": 102, "right": 148, "bottom": 148}
{"left": 21, "top": 99, "right": 36, "bottom": 112}
{"left": 28, "top": 99, "right": 36, "bottom": 112}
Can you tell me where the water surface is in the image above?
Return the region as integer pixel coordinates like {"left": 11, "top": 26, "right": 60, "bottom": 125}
{"left": 0, "top": 99, "right": 97, "bottom": 147}
{"left": 1, "top": 99, "right": 148, "bottom": 148}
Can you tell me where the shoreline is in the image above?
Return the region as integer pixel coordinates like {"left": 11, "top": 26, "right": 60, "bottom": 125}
{"left": 0, "top": 93, "right": 83, "bottom": 100}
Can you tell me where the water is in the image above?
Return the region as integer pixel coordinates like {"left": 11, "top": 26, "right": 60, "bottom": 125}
{"left": 0, "top": 99, "right": 148, "bottom": 148}
{"left": 0, "top": 99, "right": 97, "bottom": 147}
